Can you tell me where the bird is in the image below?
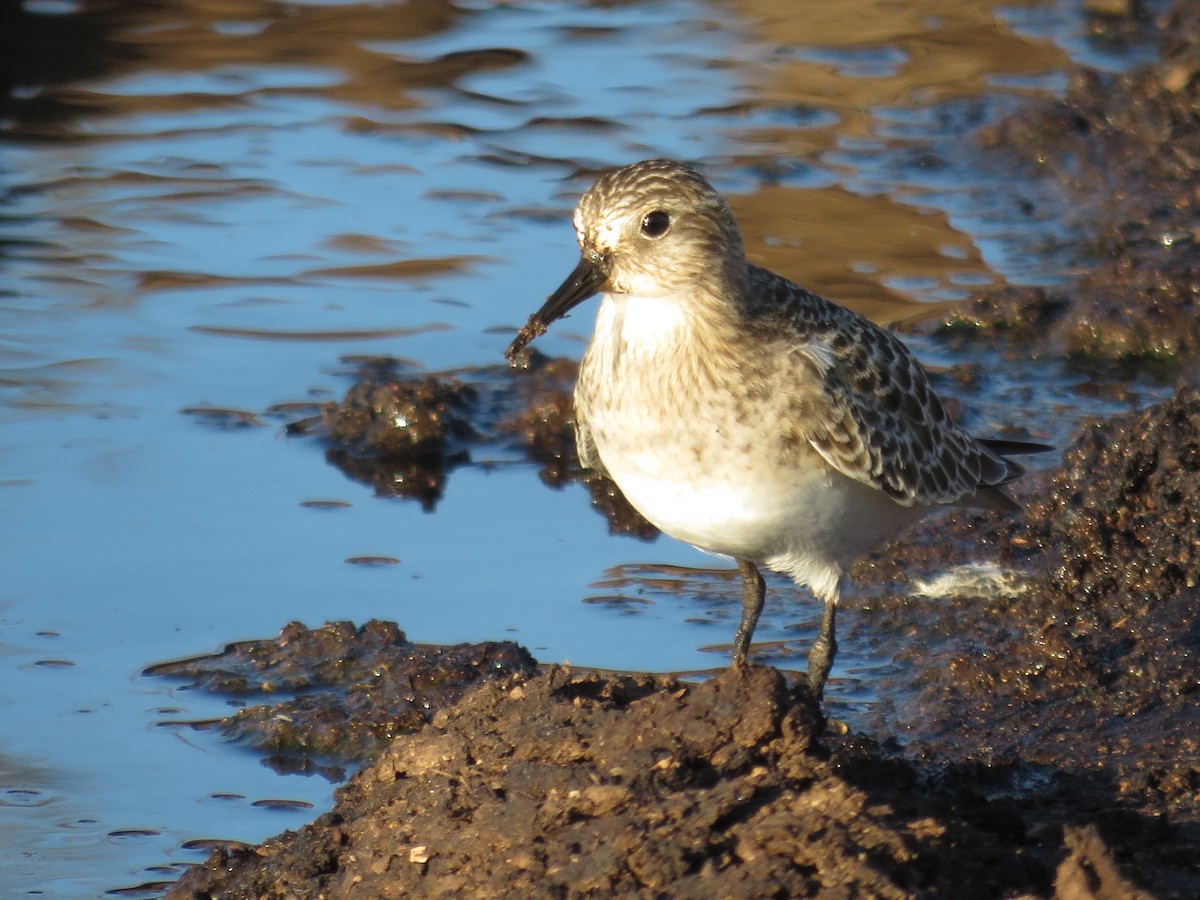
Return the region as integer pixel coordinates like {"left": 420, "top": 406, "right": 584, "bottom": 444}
{"left": 505, "top": 159, "right": 1048, "bottom": 697}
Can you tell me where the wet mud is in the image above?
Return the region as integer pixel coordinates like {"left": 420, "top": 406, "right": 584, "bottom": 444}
{"left": 146, "top": 620, "right": 537, "bottom": 773}
{"left": 945, "top": 2, "right": 1200, "bottom": 366}
{"left": 167, "top": 666, "right": 1166, "bottom": 899}
{"left": 849, "top": 388, "right": 1200, "bottom": 896}
{"left": 168, "top": 3, "right": 1200, "bottom": 896}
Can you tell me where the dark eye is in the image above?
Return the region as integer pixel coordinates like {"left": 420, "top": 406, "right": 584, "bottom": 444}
{"left": 640, "top": 210, "right": 671, "bottom": 238}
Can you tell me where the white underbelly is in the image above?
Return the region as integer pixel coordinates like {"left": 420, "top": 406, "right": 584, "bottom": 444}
{"left": 608, "top": 458, "right": 926, "bottom": 592}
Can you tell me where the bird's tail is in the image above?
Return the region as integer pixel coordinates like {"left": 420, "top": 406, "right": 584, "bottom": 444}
{"left": 973, "top": 438, "right": 1054, "bottom": 512}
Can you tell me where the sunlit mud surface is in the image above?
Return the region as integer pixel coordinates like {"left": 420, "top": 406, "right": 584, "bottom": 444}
{"left": 0, "top": 0, "right": 1186, "bottom": 895}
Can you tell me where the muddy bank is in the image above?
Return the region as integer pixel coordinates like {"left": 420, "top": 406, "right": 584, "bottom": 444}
{"left": 850, "top": 387, "right": 1200, "bottom": 894}
{"left": 146, "top": 621, "right": 537, "bottom": 772}
{"left": 165, "top": 665, "right": 1156, "bottom": 899}
{"left": 165, "top": 386, "right": 1200, "bottom": 900}
{"left": 167, "top": 2, "right": 1200, "bottom": 896}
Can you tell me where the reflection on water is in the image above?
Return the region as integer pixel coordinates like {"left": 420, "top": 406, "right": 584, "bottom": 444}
{"left": 0, "top": 0, "right": 1159, "bottom": 895}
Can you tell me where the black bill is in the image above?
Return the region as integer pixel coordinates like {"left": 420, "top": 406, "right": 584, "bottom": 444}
{"left": 504, "top": 255, "right": 608, "bottom": 362}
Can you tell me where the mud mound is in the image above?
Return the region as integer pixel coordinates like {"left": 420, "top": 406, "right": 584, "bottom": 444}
{"left": 173, "top": 666, "right": 1136, "bottom": 899}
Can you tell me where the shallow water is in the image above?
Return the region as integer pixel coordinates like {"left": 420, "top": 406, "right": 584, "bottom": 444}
{"left": 0, "top": 0, "right": 1165, "bottom": 895}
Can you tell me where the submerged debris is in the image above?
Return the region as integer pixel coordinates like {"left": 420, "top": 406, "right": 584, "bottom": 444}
{"left": 179, "top": 406, "right": 266, "bottom": 429}
{"left": 287, "top": 359, "right": 477, "bottom": 511}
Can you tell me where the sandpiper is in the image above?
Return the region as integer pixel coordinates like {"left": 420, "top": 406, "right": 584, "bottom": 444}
{"left": 506, "top": 159, "right": 1047, "bottom": 696}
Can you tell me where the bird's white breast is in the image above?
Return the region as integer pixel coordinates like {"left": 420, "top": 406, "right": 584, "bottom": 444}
{"left": 595, "top": 292, "right": 688, "bottom": 352}
{"left": 579, "top": 291, "right": 930, "bottom": 598}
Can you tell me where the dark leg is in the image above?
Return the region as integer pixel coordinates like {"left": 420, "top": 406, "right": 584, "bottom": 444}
{"left": 807, "top": 589, "right": 839, "bottom": 698}
{"left": 732, "top": 559, "right": 765, "bottom": 669}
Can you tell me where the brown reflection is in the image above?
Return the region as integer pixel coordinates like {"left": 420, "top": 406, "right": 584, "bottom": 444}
{"left": 0, "top": 3, "right": 128, "bottom": 124}
{"left": 731, "top": 185, "right": 985, "bottom": 324}
{"left": 712, "top": 0, "right": 1073, "bottom": 325}
{"left": 590, "top": 563, "right": 739, "bottom": 597}
{"left": 304, "top": 256, "right": 481, "bottom": 280}
{"left": 189, "top": 323, "right": 452, "bottom": 342}
{"left": 704, "top": 0, "right": 1078, "bottom": 327}
{"left": 1, "top": 0, "right": 517, "bottom": 130}
{"left": 730, "top": 0, "right": 1072, "bottom": 150}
